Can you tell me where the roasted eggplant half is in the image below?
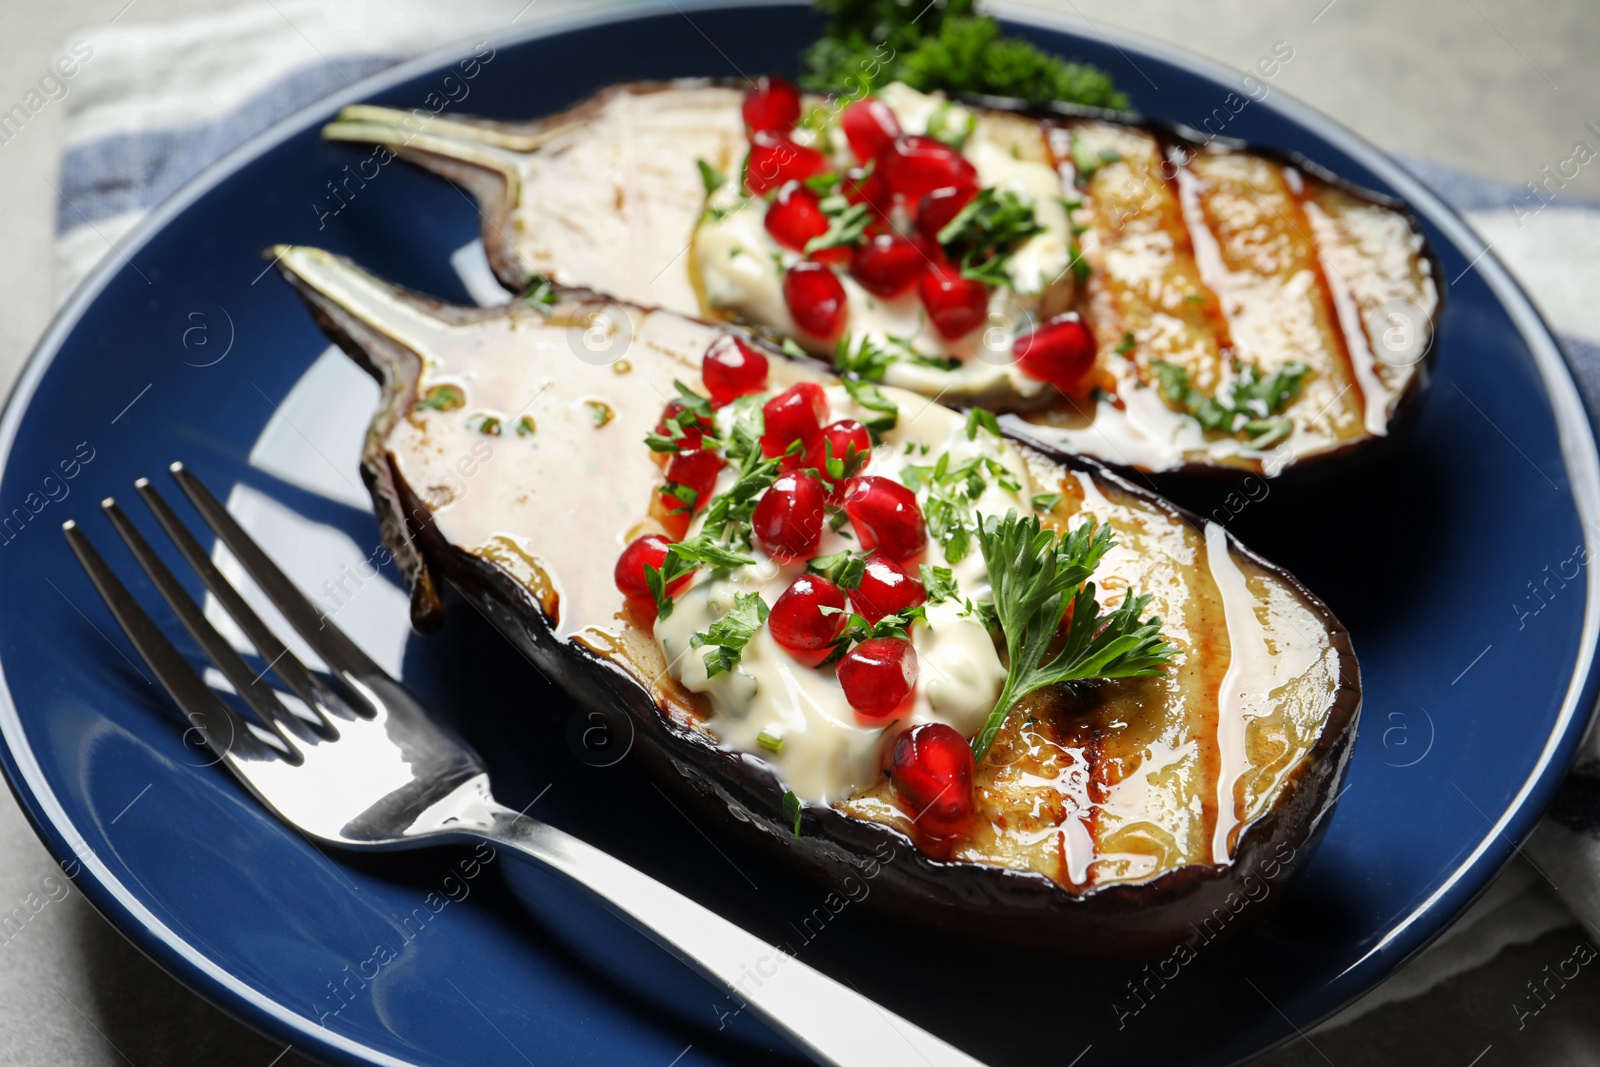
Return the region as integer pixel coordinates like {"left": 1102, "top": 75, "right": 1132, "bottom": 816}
{"left": 272, "top": 244, "right": 1359, "bottom": 958}
{"left": 323, "top": 79, "right": 1438, "bottom": 479}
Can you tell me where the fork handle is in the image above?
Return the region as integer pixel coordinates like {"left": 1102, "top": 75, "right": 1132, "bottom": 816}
{"left": 477, "top": 806, "right": 985, "bottom": 1067}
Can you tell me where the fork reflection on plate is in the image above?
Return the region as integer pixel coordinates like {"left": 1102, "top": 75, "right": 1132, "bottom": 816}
{"left": 61, "top": 461, "right": 982, "bottom": 1067}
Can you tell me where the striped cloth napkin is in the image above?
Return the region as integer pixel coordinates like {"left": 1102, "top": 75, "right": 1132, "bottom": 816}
{"left": 46, "top": 0, "right": 1600, "bottom": 1034}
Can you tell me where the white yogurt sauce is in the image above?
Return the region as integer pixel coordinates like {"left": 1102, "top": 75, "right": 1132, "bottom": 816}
{"left": 654, "top": 384, "right": 1031, "bottom": 803}
{"left": 693, "top": 83, "right": 1073, "bottom": 404}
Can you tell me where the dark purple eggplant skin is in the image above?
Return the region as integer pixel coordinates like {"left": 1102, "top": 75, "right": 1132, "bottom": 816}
{"left": 278, "top": 258, "right": 1361, "bottom": 961}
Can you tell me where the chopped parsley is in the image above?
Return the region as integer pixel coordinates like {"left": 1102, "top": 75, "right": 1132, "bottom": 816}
{"left": 808, "top": 549, "right": 869, "bottom": 589}
{"left": 835, "top": 334, "right": 897, "bottom": 381}
{"left": 690, "top": 591, "right": 770, "bottom": 678}
{"left": 841, "top": 376, "right": 899, "bottom": 440}
{"left": 1030, "top": 491, "right": 1062, "bottom": 512}
{"left": 521, "top": 275, "right": 558, "bottom": 310}
{"left": 1151, "top": 359, "right": 1310, "bottom": 448}
{"left": 818, "top": 605, "right": 926, "bottom": 666}
{"left": 964, "top": 408, "right": 1001, "bottom": 441}
{"left": 919, "top": 563, "right": 960, "bottom": 604}
{"left": 935, "top": 187, "right": 1043, "bottom": 289}
{"left": 415, "top": 384, "right": 465, "bottom": 412}
{"left": 783, "top": 789, "right": 803, "bottom": 838}
{"left": 805, "top": 198, "right": 873, "bottom": 256}
{"left": 1115, "top": 331, "right": 1136, "bottom": 356}
{"left": 901, "top": 449, "right": 1021, "bottom": 564}
{"left": 643, "top": 536, "right": 757, "bottom": 619}
{"left": 971, "top": 511, "right": 1174, "bottom": 758}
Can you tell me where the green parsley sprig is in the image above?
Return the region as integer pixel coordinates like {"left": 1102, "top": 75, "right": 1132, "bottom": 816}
{"left": 970, "top": 511, "right": 1174, "bottom": 759}
{"left": 801, "top": 0, "right": 1129, "bottom": 111}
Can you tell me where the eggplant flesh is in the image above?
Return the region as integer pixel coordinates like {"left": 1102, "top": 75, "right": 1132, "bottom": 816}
{"left": 323, "top": 80, "right": 1439, "bottom": 479}
{"left": 272, "top": 245, "right": 1359, "bottom": 957}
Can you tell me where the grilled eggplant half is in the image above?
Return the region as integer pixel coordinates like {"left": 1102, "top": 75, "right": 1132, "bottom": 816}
{"left": 272, "top": 244, "right": 1359, "bottom": 958}
{"left": 323, "top": 79, "right": 1438, "bottom": 479}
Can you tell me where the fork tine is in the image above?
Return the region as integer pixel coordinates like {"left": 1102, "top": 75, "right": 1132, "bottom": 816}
{"left": 167, "top": 463, "right": 385, "bottom": 683}
{"left": 99, "top": 498, "right": 307, "bottom": 763}
{"left": 61, "top": 520, "right": 279, "bottom": 765}
{"left": 134, "top": 477, "right": 355, "bottom": 735}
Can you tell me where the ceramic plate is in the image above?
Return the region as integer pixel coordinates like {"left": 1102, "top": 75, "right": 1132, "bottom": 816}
{"left": 2, "top": 4, "right": 1596, "bottom": 1065}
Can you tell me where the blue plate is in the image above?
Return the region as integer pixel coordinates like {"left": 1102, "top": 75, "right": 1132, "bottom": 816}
{"left": 2, "top": 4, "right": 1596, "bottom": 1065}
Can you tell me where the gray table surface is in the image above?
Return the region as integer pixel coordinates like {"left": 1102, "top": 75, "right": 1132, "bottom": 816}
{"left": 1, "top": 1, "right": 1598, "bottom": 1063}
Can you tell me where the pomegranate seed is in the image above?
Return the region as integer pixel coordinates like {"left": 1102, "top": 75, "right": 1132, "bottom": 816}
{"left": 841, "top": 97, "right": 902, "bottom": 163}
{"left": 614, "top": 534, "right": 689, "bottom": 600}
{"left": 746, "top": 133, "right": 827, "bottom": 195}
{"left": 919, "top": 260, "right": 989, "bottom": 340}
{"left": 742, "top": 75, "right": 801, "bottom": 134}
{"left": 850, "top": 233, "right": 926, "bottom": 298}
{"left": 891, "top": 723, "right": 975, "bottom": 837}
{"left": 764, "top": 182, "right": 829, "bottom": 252}
{"left": 783, "top": 261, "right": 849, "bottom": 340}
{"left": 761, "top": 381, "right": 829, "bottom": 460}
{"left": 658, "top": 447, "right": 722, "bottom": 518}
{"left": 876, "top": 135, "right": 977, "bottom": 199}
{"left": 843, "top": 476, "right": 927, "bottom": 562}
{"left": 915, "top": 184, "right": 978, "bottom": 243}
{"left": 805, "top": 419, "right": 873, "bottom": 501}
{"left": 769, "top": 574, "right": 848, "bottom": 653}
{"left": 850, "top": 554, "right": 925, "bottom": 623}
{"left": 765, "top": 184, "right": 849, "bottom": 267}
{"left": 842, "top": 168, "right": 894, "bottom": 228}
{"left": 838, "top": 637, "right": 918, "bottom": 721}
{"left": 1014, "top": 313, "right": 1098, "bottom": 394}
{"left": 702, "top": 335, "right": 769, "bottom": 407}
{"left": 752, "top": 471, "right": 827, "bottom": 560}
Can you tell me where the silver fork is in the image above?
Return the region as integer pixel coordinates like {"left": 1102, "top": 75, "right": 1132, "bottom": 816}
{"left": 61, "top": 462, "right": 982, "bottom": 1067}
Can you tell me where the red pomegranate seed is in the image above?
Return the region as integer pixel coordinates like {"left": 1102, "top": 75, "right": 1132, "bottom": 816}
{"left": 838, "top": 637, "right": 918, "bottom": 721}
{"left": 769, "top": 574, "right": 848, "bottom": 653}
{"left": 702, "top": 335, "right": 769, "bottom": 407}
{"left": 805, "top": 419, "right": 872, "bottom": 501}
{"left": 742, "top": 75, "right": 801, "bottom": 134}
{"left": 752, "top": 471, "right": 827, "bottom": 560}
{"left": 919, "top": 260, "right": 989, "bottom": 340}
{"left": 764, "top": 182, "right": 829, "bottom": 252}
{"left": 915, "top": 184, "right": 978, "bottom": 243}
{"left": 843, "top": 476, "right": 926, "bottom": 562}
{"left": 849, "top": 233, "right": 926, "bottom": 298}
{"left": 658, "top": 447, "right": 722, "bottom": 518}
{"left": 875, "top": 135, "right": 977, "bottom": 199}
{"left": 746, "top": 133, "right": 826, "bottom": 196}
{"left": 614, "top": 534, "right": 689, "bottom": 600}
{"left": 761, "top": 381, "right": 829, "bottom": 460}
{"left": 783, "top": 261, "right": 848, "bottom": 340}
{"left": 765, "top": 184, "right": 849, "bottom": 267}
{"left": 842, "top": 167, "right": 894, "bottom": 228}
{"left": 850, "top": 554, "right": 925, "bottom": 623}
{"left": 1014, "top": 313, "right": 1098, "bottom": 394}
{"left": 891, "top": 723, "right": 975, "bottom": 837}
{"left": 841, "top": 97, "right": 902, "bottom": 163}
